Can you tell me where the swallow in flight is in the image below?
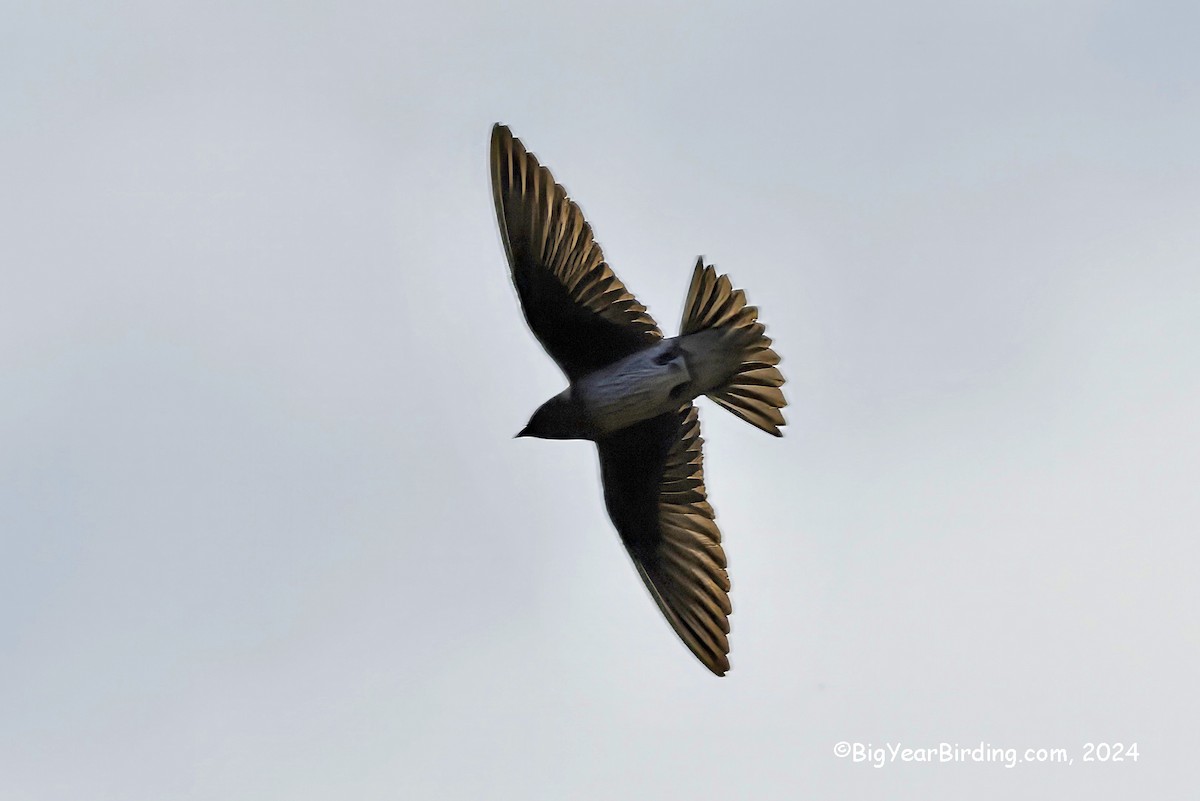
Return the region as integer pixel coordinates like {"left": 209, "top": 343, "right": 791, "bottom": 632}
{"left": 490, "top": 124, "right": 786, "bottom": 675}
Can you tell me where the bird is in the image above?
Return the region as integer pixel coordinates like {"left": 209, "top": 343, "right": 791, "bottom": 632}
{"left": 490, "top": 123, "right": 786, "bottom": 676}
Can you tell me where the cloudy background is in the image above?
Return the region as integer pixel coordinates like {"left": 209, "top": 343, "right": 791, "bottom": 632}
{"left": 3, "top": 1, "right": 1197, "bottom": 798}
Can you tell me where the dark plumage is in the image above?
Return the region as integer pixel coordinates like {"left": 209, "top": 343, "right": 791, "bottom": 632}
{"left": 490, "top": 123, "right": 786, "bottom": 675}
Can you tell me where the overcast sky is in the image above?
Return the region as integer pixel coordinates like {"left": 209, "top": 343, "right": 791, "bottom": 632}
{"left": 2, "top": 1, "right": 1197, "bottom": 798}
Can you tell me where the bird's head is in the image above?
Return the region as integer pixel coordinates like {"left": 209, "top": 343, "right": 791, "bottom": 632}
{"left": 516, "top": 391, "right": 592, "bottom": 440}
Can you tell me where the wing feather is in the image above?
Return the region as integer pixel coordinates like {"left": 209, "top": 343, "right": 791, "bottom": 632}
{"left": 597, "top": 405, "right": 734, "bottom": 676}
{"left": 491, "top": 124, "right": 661, "bottom": 379}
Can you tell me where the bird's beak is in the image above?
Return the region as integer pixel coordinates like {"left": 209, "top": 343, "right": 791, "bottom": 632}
{"left": 514, "top": 425, "right": 532, "bottom": 438}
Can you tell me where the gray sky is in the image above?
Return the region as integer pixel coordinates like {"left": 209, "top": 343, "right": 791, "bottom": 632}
{"left": 3, "top": 1, "right": 1197, "bottom": 798}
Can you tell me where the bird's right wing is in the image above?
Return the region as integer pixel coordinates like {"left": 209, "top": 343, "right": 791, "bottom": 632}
{"left": 596, "top": 404, "right": 732, "bottom": 675}
{"left": 490, "top": 124, "right": 662, "bottom": 381}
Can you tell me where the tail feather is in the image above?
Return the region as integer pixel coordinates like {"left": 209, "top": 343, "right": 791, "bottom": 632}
{"left": 680, "top": 257, "right": 787, "bottom": 436}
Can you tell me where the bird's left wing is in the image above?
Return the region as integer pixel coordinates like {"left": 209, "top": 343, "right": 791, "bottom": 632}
{"left": 490, "top": 124, "right": 662, "bottom": 381}
{"left": 596, "top": 404, "right": 733, "bottom": 675}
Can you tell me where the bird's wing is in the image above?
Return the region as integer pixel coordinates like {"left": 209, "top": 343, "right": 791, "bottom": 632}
{"left": 596, "top": 404, "right": 732, "bottom": 675}
{"left": 490, "top": 124, "right": 662, "bottom": 380}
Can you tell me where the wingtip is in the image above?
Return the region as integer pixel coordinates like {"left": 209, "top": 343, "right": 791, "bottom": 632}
{"left": 707, "top": 654, "right": 730, "bottom": 676}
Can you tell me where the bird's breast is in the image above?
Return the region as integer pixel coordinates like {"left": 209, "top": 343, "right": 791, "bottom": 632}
{"left": 575, "top": 341, "right": 694, "bottom": 437}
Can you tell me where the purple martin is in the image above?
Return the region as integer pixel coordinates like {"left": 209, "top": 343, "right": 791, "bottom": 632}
{"left": 490, "top": 124, "right": 787, "bottom": 676}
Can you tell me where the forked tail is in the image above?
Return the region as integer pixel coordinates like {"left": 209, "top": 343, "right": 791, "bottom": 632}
{"left": 680, "top": 258, "right": 787, "bottom": 436}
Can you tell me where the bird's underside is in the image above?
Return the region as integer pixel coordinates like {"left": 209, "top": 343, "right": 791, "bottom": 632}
{"left": 490, "top": 123, "right": 786, "bottom": 675}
